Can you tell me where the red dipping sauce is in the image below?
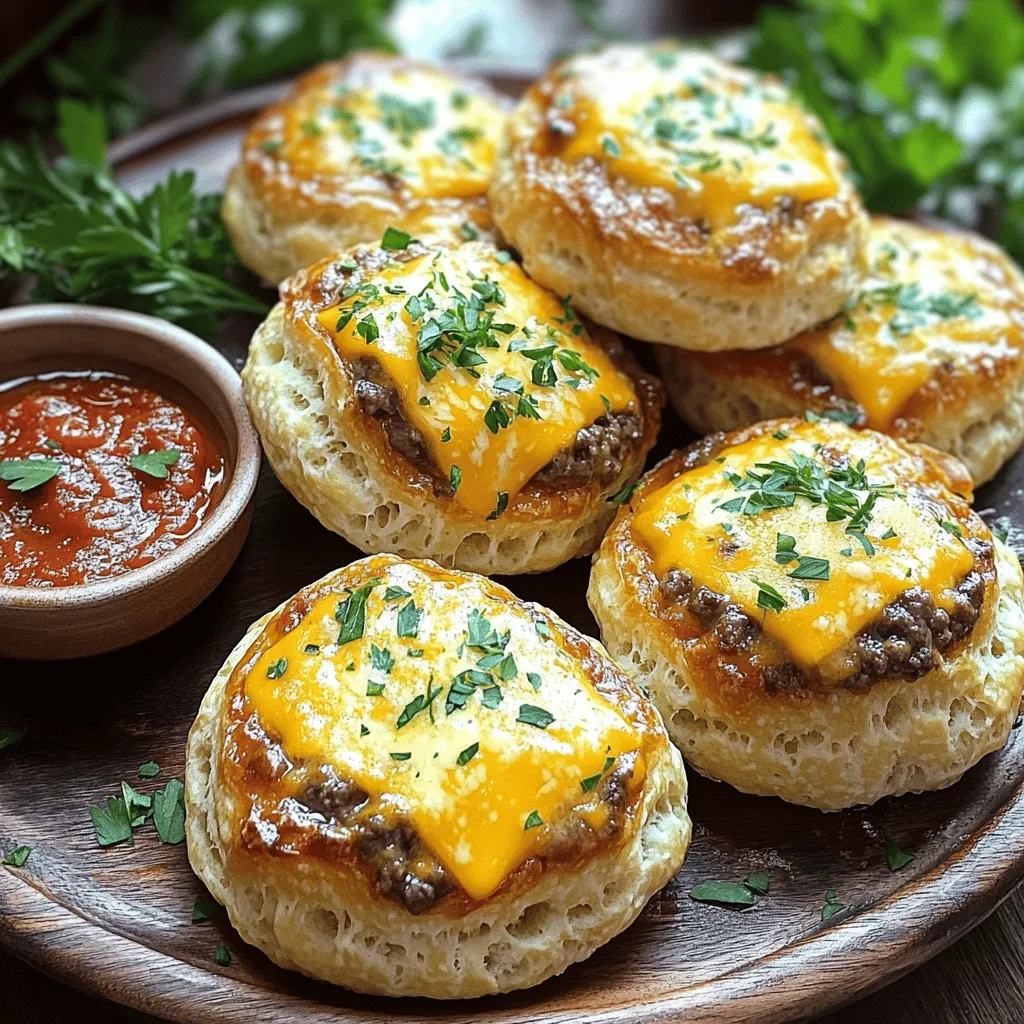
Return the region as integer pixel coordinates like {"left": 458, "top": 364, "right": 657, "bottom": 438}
{"left": 0, "top": 370, "right": 225, "bottom": 588}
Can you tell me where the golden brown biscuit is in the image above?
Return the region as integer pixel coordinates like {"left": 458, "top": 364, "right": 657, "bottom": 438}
{"left": 489, "top": 42, "right": 869, "bottom": 352}
{"left": 242, "top": 234, "right": 663, "bottom": 575}
{"left": 588, "top": 417, "right": 1024, "bottom": 810}
{"left": 659, "top": 217, "right": 1024, "bottom": 484}
{"left": 223, "top": 53, "right": 510, "bottom": 284}
{"left": 185, "top": 554, "right": 690, "bottom": 997}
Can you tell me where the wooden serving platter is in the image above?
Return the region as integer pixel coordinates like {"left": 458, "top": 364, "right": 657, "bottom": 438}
{"left": 3, "top": 80, "right": 1024, "bottom": 1024}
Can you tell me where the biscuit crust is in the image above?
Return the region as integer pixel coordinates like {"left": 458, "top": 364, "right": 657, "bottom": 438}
{"left": 588, "top": 420, "right": 1024, "bottom": 810}
{"left": 242, "top": 239, "right": 664, "bottom": 575}
{"left": 185, "top": 555, "right": 690, "bottom": 997}
{"left": 659, "top": 218, "right": 1024, "bottom": 484}
{"left": 489, "top": 43, "right": 868, "bottom": 352}
{"left": 223, "top": 53, "right": 510, "bottom": 284}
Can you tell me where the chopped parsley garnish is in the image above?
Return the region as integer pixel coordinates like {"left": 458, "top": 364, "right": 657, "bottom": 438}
{"left": 396, "top": 599, "right": 422, "bottom": 638}
{"left": 384, "top": 585, "right": 411, "bottom": 601}
{"left": 214, "top": 944, "right": 232, "bottom": 967}
{"left": 744, "top": 871, "right": 770, "bottom": 895}
{"left": 138, "top": 761, "right": 160, "bottom": 779}
{"left": 821, "top": 889, "right": 846, "bottom": 920}
{"left": 0, "top": 725, "right": 27, "bottom": 752}
{"left": 524, "top": 809, "right": 543, "bottom": 830}
{"left": 153, "top": 779, "right": 186, "bottom": 845}
{"left": 517, "top": 704, "right": 554, "bottom": 729}
{"left": 360, "top": 724, "right": 370, "bottom": 736}
{"left": 440, "top": 427, "right": 451, "bottom": 442}
{"left": 884, "top": 837, "right": 915, "bottom": 871}
{"left": 191, "top": 895, "right": 220, "bottom": 923}
{"left": 580, "top": 756, "right": 616, "bottom": 793}
{"left": 487, "top": 491, "right": 509, "bottom": 520}
{"left": 336, "top": 583, "right": 375, "bottom": 644}
{"left": 390, "top": 751, "right": 412, "bottom": 761}
{"left": 381, "top": 226, "right": 412, "bottom": 250}
{"left": 366, "top": 680, "right": 385, "bottom": 697}
{"left": 788, "top": 556, "right": 830, "bottom": 581}
{"left": 396, "top": 683, "right": 443, "bottom": 729}
{"left": 753, "top": 577, "right": 787, "bottom": 613}
{"left": 3, "top": 845, "right": 32, "bottom": 867}
{"left": 467, "top": 610, "right": 510, "bottom": 655}
{"left": 481, "top": 685, "right": 503, "bottom": 709}
{"left": 689, "top": 880, "right": 758, "bottom": 908}
{"left": 303, "top": 643, "right": 320, "bottom": 655}
{"left": 129, "top": 449, "right": 181, "bottom": 479}
{"left": 601, "top": 133, "right": 622, "bottom": 157}
{"left": 377, "top": 92, "right": 435, "bottom": 145}
{"left": 607, "top": 480, "right": 639, "bottom": 505}
{"left": 0, "top": 457, "right": 61, "bottom": 492}
{"left": 457, "top": 742, "right": 479, "bottom": 765}
{"left": 940, "top": 519, "right": 963, "bottom": 538}
{"left": 527, "top": 672, "right": 542, "bottom": 691}
{"left": 370, "top": 644, "right": 395, "bottom": 674}
{"left": 89, "top": 796, "right": 134, "bottom": 847}
{"left": 266, "top": 658, "right": 287, "bottom": 679}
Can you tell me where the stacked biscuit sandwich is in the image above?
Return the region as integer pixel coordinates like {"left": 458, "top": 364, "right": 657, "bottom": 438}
{"left": 185, "top": 43, "right": 1024, "bottom": 998}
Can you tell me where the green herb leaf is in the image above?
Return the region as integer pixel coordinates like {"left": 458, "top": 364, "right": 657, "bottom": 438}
{"left": 517, "top": 704, "right": 554, "bottom": 729}
{"left": 3, "top": 845, "right": 32, "bottom": 868}
{"left": 152, "top": 778, "right": 186, "bottom": 845}
{"left": 788, "top": 556, "right": 830, "bottom": 581}
{"left": 450, "top": 465, "right": 462, "bottom": 492}
{"left": 486, "top": 491, "right": 509, "bottom": 520}
{"left": 138, "top": 761, "right": 160, "bottom": 779}
{"left": 129, "top": 449, "right": 181, "bottom": 480}
{"left": 89, "top": 796, "right": 133, "bottom": 848}
{"left": 192, "top": 895, "right": 220, "bottom": 923}
{"left": 370, "top": 644, "right": 395, "bottom": 674}
{"left": 884, "top": 837, "right": 915, "bottom": 872}
{"left": 744, "top": 871, "right": 770, "bottom": 895}
{"left": 753, "top": 577, "right": 788, "bottom": 613}
{"left": 524, "top": 809, "right": 543, "bottom": 830}
{"left": 266, "top": 658, "right": 287, "bottom": 680}
{"left": 821, "top": 888, "right": 846, "bottom": 920}
{"left": 527, "top": 671, "right": 542, "bottom": 691}
{"left": 214, "top": 944, "right": 232, "bottom": 967}
{"left": 689, "top": 881, "right": 758, "bottom": 908}
{"left": 390, "top": 751, "right": 411, "bottom": 761}
{"left": 457, "top": 742, "right": 479, "bottom": 765}
{"left": 0, "top": 458, "right": 60, "bottom": 492}
{"left": 397, "top": 600, "right": 422, "bottom": 638}
{"left": 384, "top": 585, "right": 411, "bottom": 601}
{"left": 381, "top": 226, "right": 412, "bottom": 250}
{"left": 607, "top": 480, "right": 639, "bottom": 504}
{"left": 336, "top": 584, "right": 374, "bottom": 645}
{"left": 0, "top": 726, "right": 27, "bottom": 753}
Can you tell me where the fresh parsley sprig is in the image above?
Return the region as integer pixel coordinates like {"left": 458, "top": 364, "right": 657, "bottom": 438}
{"left": 0, "top": 99, "right": 269, "bottom": 336}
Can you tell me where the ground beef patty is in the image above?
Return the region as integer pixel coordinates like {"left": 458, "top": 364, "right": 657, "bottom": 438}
{"left": 657, "top": 543, "right": 990, "bottom": 694}
{"left": 349, "top": 357, "right": 640, "bottom": 492}
{"left": 301, "top": 776, "right": 453, "bottom": 914}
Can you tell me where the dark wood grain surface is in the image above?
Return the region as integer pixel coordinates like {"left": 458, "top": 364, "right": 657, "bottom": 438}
{"left": 4, "top": 83, "right": 1024, "bottom": 1024}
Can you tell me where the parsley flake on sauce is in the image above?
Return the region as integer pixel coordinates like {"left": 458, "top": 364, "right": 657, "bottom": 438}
{"left": 129, "top": 449, "right": 181, "bottom": 479}
{"left": 0, "top": 457, "right": 60, "bottom": 492}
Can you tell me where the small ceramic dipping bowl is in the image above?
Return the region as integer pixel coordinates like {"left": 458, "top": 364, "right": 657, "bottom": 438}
{"left": 0, "top": 305, "right": 260, "bottom": 660}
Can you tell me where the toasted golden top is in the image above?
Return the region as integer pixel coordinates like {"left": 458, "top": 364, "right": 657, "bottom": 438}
{"left": 792, "top": 218, "right": 1024, "bottom": 427}
{"left": 535, "top": 44, "right": 842, "bottom": 229}
{"left": 630, "top": 419, "right": 982, "bottom": 670}
{"left": 244, "top": 54, "right": 506, "bottom": 208}
{"left": 223, "top": 557, "right": 662, "bottom": 904}
{"left": 309, "top": 238, "right": 638, "bottom": 518}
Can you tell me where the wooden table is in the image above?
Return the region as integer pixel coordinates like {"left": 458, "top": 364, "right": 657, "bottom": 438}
{"left": 5, "top": 884, "right": 1024, "bottom": 1022}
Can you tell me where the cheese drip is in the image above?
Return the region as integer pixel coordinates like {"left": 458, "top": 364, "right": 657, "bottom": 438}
{"left": 550, "top": 46, "right": 841, "bottom": 227}
{"left": 631, "top": 421, "right": 974, "bottom": 668}
{"left": 318, "top": 244, "right": 637, "bottom": 517}
{"left": 245, "top": 562, "right": 645, "bottom": 901}
{"left": 794, "top": 220, "right": 1024, "bottom": 427}
{"left": 270, "top": 67, "right": 503, "bottom": 198}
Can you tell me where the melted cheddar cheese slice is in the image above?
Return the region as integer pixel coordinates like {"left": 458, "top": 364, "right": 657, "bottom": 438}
{"left": 794, "top": 219, "right": 1024, "bottom": 427}
{"left": 631, "top": 421, "right": 973, "bottom": 669}
{"left": 317, "top": 242, "right": 638, "bottom": 517}
{"left": 244, "top": 562, "right": 645, "bottom": 901}
{"left": 548, "top": 45, "right": 841, "bottom": 227}
{"left": 265, "top": 66, "right": 504, "bottom": 198}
